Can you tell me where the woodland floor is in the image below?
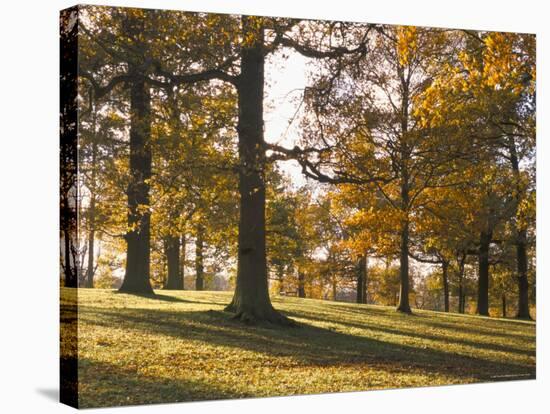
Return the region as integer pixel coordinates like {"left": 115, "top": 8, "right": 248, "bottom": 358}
{"left": 60, "top": 288, "right": 536, "bottom": 408}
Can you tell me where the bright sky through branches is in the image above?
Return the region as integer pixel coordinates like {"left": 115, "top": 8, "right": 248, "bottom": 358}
{"left": 264, "top": 50, "right": 310, "bottom": 188}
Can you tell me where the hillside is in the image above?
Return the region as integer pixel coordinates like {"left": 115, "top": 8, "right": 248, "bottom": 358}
{"left": 61, "top": 288, "right": 536, "bottom": 408}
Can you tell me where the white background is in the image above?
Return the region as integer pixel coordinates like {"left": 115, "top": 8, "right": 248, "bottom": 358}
{"left": 0, "top": 0, "right": 548, "bottom": 412}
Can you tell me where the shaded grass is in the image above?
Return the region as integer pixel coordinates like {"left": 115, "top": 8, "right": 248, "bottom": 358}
{"left": 62, "top": 288, "right": 536, "bottom": 408}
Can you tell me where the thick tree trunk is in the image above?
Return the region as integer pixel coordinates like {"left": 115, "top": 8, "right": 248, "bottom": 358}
{"left": 225, "top": 17, "right": 292, "bottom": 325}
{"left": 195, "top": 224, "right": 204, "bottom": 291}
{"left": 119, "top": 76, "right": 153, "bottom": 295}
{"left": 298, "top": 271, "right": 306, "bottom": 298}
{"left": 442, "top": 260, "right": 449, "bottom": 312}
{"left": 476, "top": 230, "right": 492, "bottom": 316}
{"left": 397, "top": 221, "right": 412, "bottom": 313}
{"left": 508, "top": 136, "right": 531, "bottom": 319}
{"left": 164, "top": 235, "right": 182, "bottom": 289}
{"left": 396, "top": 66, "right": 411, "bottom": 314}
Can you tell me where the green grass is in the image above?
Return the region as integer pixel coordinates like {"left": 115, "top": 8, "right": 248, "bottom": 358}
{"left": 61, "top": 288, "right": 536, "bottom": 408}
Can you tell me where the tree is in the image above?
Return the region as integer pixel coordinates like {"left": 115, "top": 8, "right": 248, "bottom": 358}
{"left": 417, "top": 30, "right": 535, "bottom": 317}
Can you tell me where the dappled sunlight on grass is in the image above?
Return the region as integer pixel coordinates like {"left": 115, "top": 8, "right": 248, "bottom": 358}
{"left": 65, "top": 288, "right": 535, "bottom": 408}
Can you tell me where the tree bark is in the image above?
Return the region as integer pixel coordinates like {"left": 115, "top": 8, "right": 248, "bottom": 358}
{"left": 356, "top": 255, "right": 367, "bottom": 304}
{"left": 164, "top": 235, "right": 182, "bottom": 289}
{"left": 85, "top": 117, "right": 97, "bottom": 289}
{"left": 397, "top": 221, "right": 412, "bottom": 313}
{"left": 457, "top": 253, "right": 466, "bottom": 314}
{"left": 476, "top": 230, "right": 492, "bottom": 316}
{"left": 180, "top": 234, "right": 186, "bottom": 289}
{"left": 442, "top": 260, "right": 449, "bottom": 312}
{"left": 508, "top": 136, "right": 531, "bottom": 319}
{"left": 396, "top": 69, "right": 411, "bottom": 314}
{"left": 85, "top": 221, "right": 95, "bottom": 288}
{"left": 195, "top": 224, "right": 204, "bottom": 291}
{"left": 224, "top": 17, "right": 292, "bottom": 325}
{"left": 63, "top": 225, "right": 76, "bottom": 287}
{"left": 119, "top": 75, "right": 153, "bottom": 295}
{"left": 60, "top": 8, "right": 78, "bottom": 289}
{"left": 298, "top": 271, "right": 306, "bottom": 298}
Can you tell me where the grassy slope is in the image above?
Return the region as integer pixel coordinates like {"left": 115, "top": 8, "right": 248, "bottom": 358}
{"left": 61, "top": 288, "right": 536, "bottom": 408}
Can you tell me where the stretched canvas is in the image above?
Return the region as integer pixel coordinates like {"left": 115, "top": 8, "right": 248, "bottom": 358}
{"left": 60, "top": 4, "right": 536, "bottom": 409}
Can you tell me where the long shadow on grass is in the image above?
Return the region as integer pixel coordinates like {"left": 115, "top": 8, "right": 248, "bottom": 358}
{"left": 77, "top": 357, "right": 251, "bottom": 408}
{"left": 113, "top": 291, "right": 201, "bottom": 304}
{"left": 283, "top": 310, "right": 535, "bottom": 358}
{"left": 79, "top": 306, "right": 535, "bottom": 383}
{"left": 322, "top": 304, "right": 535, "bottom": 342}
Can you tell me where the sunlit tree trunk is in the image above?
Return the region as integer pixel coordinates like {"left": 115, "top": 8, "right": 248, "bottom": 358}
{"left": 119, "top": 74, "right": 153, "bottom": 295}
{"left": 396, "top": 66, "right": 411, "bottom": 314}
{"left": 225, "top": 17, "right": 291, "bottom": 325}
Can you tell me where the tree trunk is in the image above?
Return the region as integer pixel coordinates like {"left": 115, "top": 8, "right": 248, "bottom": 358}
{"left": 278, "top": 266, "right": 284, "bottom": 294}
{"left": 356, "top": 255, "right": 367, "bottom": 304}
{"left": 298, "top": 271, "right": 306, "bottom": 298}
{"left": 119, "top": 75, "right": 153, "bottom": 295}
{"left": 442, "top": 260, "right": 449, "bottom": 312}
{"left": 164, "top": 235, "right": 182, "bottom": 289}
{"left": 63, "top": 225, "right": 76, "bottom": 287}
{"left": 516, "top": 231, "right": 531, "bottom": 318}
{"left": 224, "top": 17, "right": 292, "bottom": 325}
{"left": 397, "top": 221, "right": 412, "bottom": 313}
{"left": 457, "top": 252, "right": 466, "bottom": 313}
{"left": 476, "top": 230, "right": 492, "bottom": 316}
{"left": 85, "top": 101, "right": 98, "bottom": 289}
{"left": 396, "top": 65, "right": 411, "bottom": 314}
{"left": 85, "top": 223, "right": 95, "bottom": 288}
{"left": 502, "top": 293, "right": 507, "bottom": 318}
{"left": 180, "top": 234, "right": 186, "bottom": 289}
{"left": 508, "top": 136, "right": 531, "bottom": 319}
{"left": 195, "top": 224, "right": 204, "bottom": 291}
{"left": 364, "top": 256, "right": 369, "bottom": 303}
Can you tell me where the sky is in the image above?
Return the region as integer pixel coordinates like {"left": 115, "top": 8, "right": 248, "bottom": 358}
{"left": 264, "top": 50, "right": 311, "bottom": 189}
